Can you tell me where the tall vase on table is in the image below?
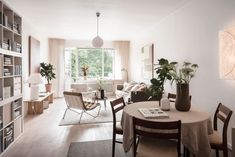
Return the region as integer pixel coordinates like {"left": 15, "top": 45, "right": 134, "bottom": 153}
{"left": 170, "top": 61, "right": 198, "bottom": 112}
{"left": 175, "top": 83, "right": 191, "bottom": 111}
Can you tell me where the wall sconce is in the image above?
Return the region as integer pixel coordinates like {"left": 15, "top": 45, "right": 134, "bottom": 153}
{"left": 121, "top": 68, "right": 128, "bottom": 82}
{"left": 219, "top": 30, "right": 235, "bottom": 79}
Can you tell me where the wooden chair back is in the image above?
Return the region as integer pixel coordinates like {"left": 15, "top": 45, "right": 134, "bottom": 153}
{"left": 110, "top": 97, "right": 126, "bottom": 123}
{"left": 213, "top": 103, "right": 233, "bottom": 146}
{"left": 133, "top": 117, "right": 181, "bottom": 157}
{"left": 167, "top": 93, "right": 191, "bottom": 102}
{"left": 167, "top": 93, "right": 177, "bottom": 102}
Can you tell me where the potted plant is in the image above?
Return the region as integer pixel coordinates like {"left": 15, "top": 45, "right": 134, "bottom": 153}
{"left": 146, "top": 58, "right": 173, "bottom": 101}
{"left": 170, "top": 61, "right": 198, "bottom": 111}
{"left": 40, "top": 62, "right": 56, "bottom": 92}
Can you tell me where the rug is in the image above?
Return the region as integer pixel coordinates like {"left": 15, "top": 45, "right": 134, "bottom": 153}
{"left": 59, "top": 101, "right": 122, "bottom": 126}
{"left": 67, "top": 140, "right": 132, "bottom": 157}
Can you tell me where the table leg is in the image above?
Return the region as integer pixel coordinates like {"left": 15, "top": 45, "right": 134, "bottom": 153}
{"left": 184, "top": 146, "right": 190, "bottom": 157}
{"left": 104, "top": 99, "right": 106, "bottom": 110}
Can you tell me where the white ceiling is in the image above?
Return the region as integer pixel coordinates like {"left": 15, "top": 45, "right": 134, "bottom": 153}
{"left": 7, "top": 0, "right": 189, "bottom": 40}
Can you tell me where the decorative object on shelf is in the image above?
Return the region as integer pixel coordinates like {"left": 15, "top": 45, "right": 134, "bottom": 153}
{"left": 81, "top": 65, "right": 89, "bottom": 80}
{"left": 146, "top": 58, "right": 173, "bottom": 101}
{"left": 40, "top": 62, "right": 56, "bottom": 92}
{"left": 170, "top": 61, "right": 198, "bottom": 111}
{"left": 27, "top": 73, "right": 43, "bottom": 100}
{"left": 92, "top": 12, "right": 103, "bottom": 48}
{"left": 121, "top": 68, "right": 128, "bottom": 82}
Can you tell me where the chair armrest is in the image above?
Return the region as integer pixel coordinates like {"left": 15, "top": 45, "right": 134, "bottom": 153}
{"left": 117, "top": 84, "right": 124, "bottom": 90}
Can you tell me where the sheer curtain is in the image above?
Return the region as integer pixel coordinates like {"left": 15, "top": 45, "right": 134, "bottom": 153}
{"left": 112, "top": 41, "right": 130, "bottom": 81}
{"left": 49, "top": 38, "right": 65, "bottom": 97}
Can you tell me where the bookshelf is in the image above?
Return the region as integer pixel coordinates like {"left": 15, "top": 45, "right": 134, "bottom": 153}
{"left": 0, "top": 0, "right": 23, "bottom": 154}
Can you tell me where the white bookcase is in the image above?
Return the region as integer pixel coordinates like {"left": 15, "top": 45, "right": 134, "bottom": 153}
{"left": 0, "top": 0, "right": 23, "bottom": 154}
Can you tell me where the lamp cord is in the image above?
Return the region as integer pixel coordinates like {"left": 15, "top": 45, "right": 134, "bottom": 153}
{"left": 96, "top": 12, "right": 100, "bottom": 36}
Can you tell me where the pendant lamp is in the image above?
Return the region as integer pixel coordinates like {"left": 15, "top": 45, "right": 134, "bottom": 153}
{"left": 92, "top": 12, "right": 103, "bottom": 48}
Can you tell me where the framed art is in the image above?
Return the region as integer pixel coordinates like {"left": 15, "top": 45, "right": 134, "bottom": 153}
{"left": 29, "top": 36, "right": 40, "bottom": 75}
{"left": 141, "top": 44, "right": 154, "bottom": 80}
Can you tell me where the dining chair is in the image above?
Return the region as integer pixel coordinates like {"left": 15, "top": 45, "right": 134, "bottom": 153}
{"left": 167, "top": 93, "right": 191, "bottom": 102}
{"left": 167, "top": 93, "right": 177, "bottom": 102}
{"left": 132, "top": 117, "right": 181, "bottom": 157}
{"left": 209, "top": 103, "right": 233, "bottom": 157}
{"left": 110, "top": 97, "right": 126, "bottom": 157}
{"left": 63, "top": 91, "right": 101, "bottom": 123}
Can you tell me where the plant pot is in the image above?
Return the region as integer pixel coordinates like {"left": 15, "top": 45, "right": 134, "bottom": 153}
{"left": 175, "top": 83, "right": 191, "bottom": 111}
{"left": 45, "top": 84, "right": 52, "bottom": 93}
{"left": 84, "top": 76, "right": 87, "bottom": 80}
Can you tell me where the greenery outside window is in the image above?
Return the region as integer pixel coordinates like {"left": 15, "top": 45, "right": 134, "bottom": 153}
{"left": 65, "top": 48, "right": 115, "bottom": 81}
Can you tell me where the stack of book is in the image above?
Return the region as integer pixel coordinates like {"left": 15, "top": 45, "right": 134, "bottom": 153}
{"left": 4, "top": 57, "right": 11, "bottom": 65}
{"left": 14, "top": 77, "right": 21, "bottom": 96}
{"left": 14, "top": 65, "right": 22, "bottom": 75}
{"left": 2, "top": 39, "right": 9, "bottom": 50}
{"left": 4, "top": 124, "right": 13, "bottom": 149}
{"left": 3, "top": 68, "right": 11, "bottom": 76}
{"left": 13, "top": 41, "right": 21, "bottom": 53}
{"left": 138, "top": 108, "right": 169, "bottom": 119}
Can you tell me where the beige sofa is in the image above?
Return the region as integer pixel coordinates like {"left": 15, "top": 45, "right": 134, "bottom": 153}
{"left": 115, "top": 82, "right": 148, "bottom": 102}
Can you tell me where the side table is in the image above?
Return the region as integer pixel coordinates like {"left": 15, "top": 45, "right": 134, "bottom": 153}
{"left": 94, "top": 96, "right": 107, "bottom": 110}
{"left": 24, "top": 91, "right": 54, "bottom": 114}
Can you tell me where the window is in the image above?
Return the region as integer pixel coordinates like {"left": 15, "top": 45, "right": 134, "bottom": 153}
{"left": 65, "top": 48, "right": 115, "bottom": 81}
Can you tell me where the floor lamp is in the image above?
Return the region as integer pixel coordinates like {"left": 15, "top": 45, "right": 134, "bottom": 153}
{"left": 121, "top": 68, "right": 128, "bottom": 82}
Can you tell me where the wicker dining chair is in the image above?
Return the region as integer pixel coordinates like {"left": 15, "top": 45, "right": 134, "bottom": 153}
{"left": 133, "top": 117, "right": 181, "bottom": 157}
{"left": 209, "top": 103, "right": 233, "bottom": 157}
{"left": 63, "top": 91, "right": 101, "bottom": 123}
{"left": 110, "top": 97, "right": 126, "bottom": 157}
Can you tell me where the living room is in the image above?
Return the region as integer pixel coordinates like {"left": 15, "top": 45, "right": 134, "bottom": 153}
{"left": 0, "top": 0, "right": 235, "bottom": 157}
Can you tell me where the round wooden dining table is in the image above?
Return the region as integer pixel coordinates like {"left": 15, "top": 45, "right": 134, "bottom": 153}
{"left": 121, "top": 101, "right": 213, "bottom": 157}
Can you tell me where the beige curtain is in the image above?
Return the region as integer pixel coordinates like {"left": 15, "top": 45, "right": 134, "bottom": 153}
{"left": 112, "top": 41, "right": 130, "bottom": 81}
{"left": 49, "top": 38, "right": 65, "bottom": 97}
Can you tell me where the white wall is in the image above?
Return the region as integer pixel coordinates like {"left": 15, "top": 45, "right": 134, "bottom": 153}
{"left": 22, "top": 19, "right": 49, "bottom": 115}
{"left": 130, "top": 0, "right": 235, "bottom": 146}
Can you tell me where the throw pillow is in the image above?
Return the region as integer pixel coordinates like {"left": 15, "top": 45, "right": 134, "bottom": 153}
{"left": 137, "top": 84, "right": 147, "bottom": 91}
{"left": 130, "top": 84, "right": 141, "bottom": 91}
{"left": 124, "top": 83, "right": 134, "bottom": 92}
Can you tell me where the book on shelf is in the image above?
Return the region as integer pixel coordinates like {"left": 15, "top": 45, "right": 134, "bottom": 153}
{"left": 138, "top": 108, "right": 169, "bottom": 119}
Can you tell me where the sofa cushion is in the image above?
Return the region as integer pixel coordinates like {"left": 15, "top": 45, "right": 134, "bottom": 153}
{"left": 137, "top": 83, "right": 147, "bottom": 91}
{"left": 130, "top": 84, "right": 142, "bottom": 91}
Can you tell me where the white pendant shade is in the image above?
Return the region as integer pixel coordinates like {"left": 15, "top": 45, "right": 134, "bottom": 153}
{"left": 92, "top": 36, "right": 104, "bottom": 48}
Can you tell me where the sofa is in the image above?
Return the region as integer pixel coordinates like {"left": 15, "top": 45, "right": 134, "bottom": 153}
{"left": 115, "top": 82, "right": 149, "bottom": 102}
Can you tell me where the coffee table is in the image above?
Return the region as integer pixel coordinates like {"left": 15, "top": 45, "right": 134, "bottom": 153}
{"left": 93, "top": 96, "right": 108, "bottom": 110}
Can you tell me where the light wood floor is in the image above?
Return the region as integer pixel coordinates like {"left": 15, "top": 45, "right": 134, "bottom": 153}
{"left": 1, "top": 98, "right": 232, "bottom": 157}
{"left": 2, "top": 98, "right": 114, "bottom": 157}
